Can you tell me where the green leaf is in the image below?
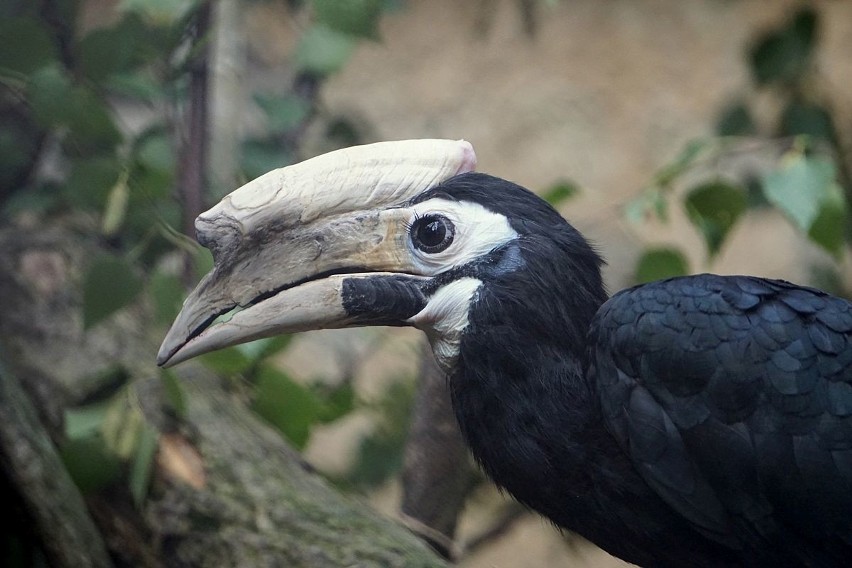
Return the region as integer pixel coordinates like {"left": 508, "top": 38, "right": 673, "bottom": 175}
{"left": 715, "top": 101, "right": 756, "bottom": 136}
{"left": 119, "top": 0, "right": 198, "bottom": 25}
{"left": 0, "top": 17, "right": 57, "bottom": 76}
{"left": 136, "top": 131, "right": 176, "bottom": 173}
{"left": 312, "top": 0, "right": 383, "bottom": 39}
{"left": 129, "top": 426, "right": 158, "bottom": 506}
{"left": 761, "top": 154, "right": 836, "bottom": 232}
{"left": 252, "top": 366, "right": 323, "bottom": 449}
{"left": 325, "top": 116, "right": 363, "bottom": 147}
{"left": 149, "top": 271, "right": 184, "bottom": 325}
{"left": 28, "top": 65, "right": 75, "bottom": 127}
{"left": 78, "top": 16, "right": 148, "bottom": 82}
{"left": 101, "top": 394, "right": 145, "bottom": 460}
{"left": 65, "top": 401, "right": 112, "bottom": 440}
{"left": 684, "top": 181, "right": 747, "bottom": 256}
{"left": 255, "top": 334, "right": 294, "bottom": 359}
{"left": 0, "top": 1, "right": 40, "bottom": 20}
{"left": 104, "top": 71, "right": 163, "bottom": 101}
{"left": 101, "top": 171, "right": 130, "bottom": 236}
{"left": 2, "top": 182, "right": 62, "bottom": 216}
{"left": 123, "top": 201, "right": 179, "bottom": 262}
{"left": 159, "top": 369, "right": 187, "bottom": 418}
{"left": 63, "top": 87, "right": 123, "bottom": 155}
{"left": 28, "top": 65, "right": 122, "bottom": 153}
{"left": 65, "top": 156, "right": 123, "bottom": 211}
{"left": 127, "top": 140, "right": 174, "bottom": 202}
{"left": 780, "top": 101, "right": 837, "bottom": 143}
{"left": 807, "top": 187, "right": 848, "bottom": 258}
{"left": 542, "top": 180, "right": 580, "bottom": 206}
{"left": 0, "top": 114, "right": 41, "bottom": 191}
{"left": 634, "top": 247, "right": 689, "bottom": 284}
{"left": 240, "top": 138, "right": 292, "bottom": 180}
{"left": 200, "top": 347, "right": 252, "bottom": 376}
{"left": 254, "top": 93, "right": 312, "bottom": 134}
{"left": 83, "top": 254, "right": 144, "bottom": 328}
{"left": 60, "top": 435, "right": 123, "bottom": 493}
{"left": 319, "top": 382, "right": 355, "bottom": 423}
{"left": 347, "top": 380, "right": 413, "bottom": 488}
{"left": 349, "top": 433, "right": 403, "bottom": 488}
{"left": 749, "top": 8, "right": 817, "bottom": 85}
{"left": 235, "top": 335, "right": 293, "bottom": 363}
{"left": 294, "top": 24, "right": 355, "bottom": 76}
{"left": 194, "top": 247, "right": 214, "bottom": 280}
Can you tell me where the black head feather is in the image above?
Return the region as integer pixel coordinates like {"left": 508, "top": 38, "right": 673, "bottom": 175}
{"left": 414, "top": 172, "right": 608, "bottom": 357}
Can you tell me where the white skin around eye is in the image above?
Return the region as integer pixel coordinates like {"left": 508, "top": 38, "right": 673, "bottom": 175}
{"left": 406, "top": 198, "right": 518, "bottom": 275}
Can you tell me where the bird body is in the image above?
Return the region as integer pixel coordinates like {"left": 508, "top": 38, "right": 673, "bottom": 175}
{"left": 424, "top": 175, "right": 852, "bottom": 566}
{"left": 159, "top": 140, "right": 852, "bottom": 567}
{"left": 456, "top": 266, "right": 852, "bottom": 566}
{"left": 591, "top": 275, "right": 852, "bottom": 566}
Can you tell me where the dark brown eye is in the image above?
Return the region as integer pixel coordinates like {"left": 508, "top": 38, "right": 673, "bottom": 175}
{"left": 410, "top": 214, "right": 455, "bottom": 254}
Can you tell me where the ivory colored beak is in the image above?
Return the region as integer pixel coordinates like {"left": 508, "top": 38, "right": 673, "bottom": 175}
{"left": 157, "top": 139, "right": 476, "bottom": 367}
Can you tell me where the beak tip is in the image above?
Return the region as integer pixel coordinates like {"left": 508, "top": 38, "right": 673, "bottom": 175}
{"left": 156, "top": 348, "right": 174, "bottom": 368}
{"left": 157, "top": 331, "right": 184, "bottom": 368}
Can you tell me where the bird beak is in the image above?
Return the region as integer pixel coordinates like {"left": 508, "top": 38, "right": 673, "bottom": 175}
{"left": 157, "top": 139, "right": 476, "bottom": 367}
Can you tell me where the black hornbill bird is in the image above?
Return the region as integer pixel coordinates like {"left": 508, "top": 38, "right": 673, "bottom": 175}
{"left": 158, "top": 140, "right": 852, "bottom": 567}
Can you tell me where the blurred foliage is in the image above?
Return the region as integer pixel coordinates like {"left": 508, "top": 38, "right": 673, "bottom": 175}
{"left": 3, "top": 3, "right": 851, "bottom": 563}
{"left": 542, "top": 179, "right": 581, "bottom": 207}
{"left": 239, "top": 0, "right": 389, "bottom": 179}
{"left": 199, "top": 336, "right": 355, "bottom": 450}
{"left": 2, "top": 0, "right": 190, "bottom": 515}
{"left": 0, "top": 0, "right": 394, "bottom": 527}
{"left": 628, "top": 7, "right": 849, "bottom": 284}
{"left": 344, "top": 379, "right": 416, "bottom": 490}
{"left": 62, "top": 387, "right": 156, "bottom": 504}
{"left": 82, "top": 254, "right": 145, "bottom": 328}
{"left": 684, "top": 181, "right": 747, "bottom": 258}
{"left": 634, "top": 248, "right": 691, "bottom": 285}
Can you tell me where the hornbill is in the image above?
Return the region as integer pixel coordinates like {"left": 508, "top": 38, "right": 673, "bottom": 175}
{"left": 158, "top": 139, "right": 852, "bottom": 567}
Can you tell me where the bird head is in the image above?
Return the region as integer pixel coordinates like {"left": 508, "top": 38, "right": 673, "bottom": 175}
{"left": 157, "top": 139, "right": 604, "bottom": 373}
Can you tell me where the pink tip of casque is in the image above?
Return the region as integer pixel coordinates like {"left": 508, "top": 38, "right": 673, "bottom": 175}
{"left": 456, "top": 140, "right": 477, "bottom": 174}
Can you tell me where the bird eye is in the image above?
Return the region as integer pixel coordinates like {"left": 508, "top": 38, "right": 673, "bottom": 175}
{"left": 410, "top": 214, "right": 455, "bottom": 254}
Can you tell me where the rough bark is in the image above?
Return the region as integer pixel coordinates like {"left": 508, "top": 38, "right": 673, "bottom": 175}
{"left": 143, "top": 369, "right": 445, "bottom": 568}
{"left": 0, "top": 360, "right": 112, "bottom": 568}
{"left": 0, "top": 221, "right": 446, "bottom": 568}
{"left": 179, "top": 0, "right": 211, "bottom": 242}
{"left": 400, "top": 343, "right": 480, "bottom": 559}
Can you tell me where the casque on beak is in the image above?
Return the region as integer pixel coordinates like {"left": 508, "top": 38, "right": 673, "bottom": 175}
{"left": 157, "top": 139, "right": 476, "bottom": 367}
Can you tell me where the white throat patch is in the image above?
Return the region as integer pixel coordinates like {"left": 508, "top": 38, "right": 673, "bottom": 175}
{"left": 408, "top": 277, "right": 483, "bottom": 373}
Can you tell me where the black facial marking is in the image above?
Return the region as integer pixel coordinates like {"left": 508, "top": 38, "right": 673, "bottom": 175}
{"left": 423, "top": 242, "right": 526, "bottom": 292}
{"left": 341, "top": 276, "right": 429, "bottom": 325}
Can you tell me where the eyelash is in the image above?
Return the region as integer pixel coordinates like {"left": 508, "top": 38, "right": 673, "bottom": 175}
{"left": 403, "top": 211, "right": 422, "bottom": 234}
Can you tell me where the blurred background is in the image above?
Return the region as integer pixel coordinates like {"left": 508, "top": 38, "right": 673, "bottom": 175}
{"left": 1, "top": 1, "right": 850, "bottom": 567}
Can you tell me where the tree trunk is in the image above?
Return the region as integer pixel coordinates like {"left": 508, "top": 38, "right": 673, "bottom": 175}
{"left": 0, "top": 221, "right": 446, "bottom": 568}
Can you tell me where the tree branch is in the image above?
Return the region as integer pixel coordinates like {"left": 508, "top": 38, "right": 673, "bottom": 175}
{"left": 0, "top": 360, "right": 112, "bottom": 568}
{"left": 400, "top": 342, "right": 480, "bottom": 559}
{"left": 179, "top": 0, "right": 213, "bottom": 284}
{"left": 141, "top": 369, "right": 447, "bottom": 568}
{"left": 0, "top": 221, "right": 447, "bottom": 568}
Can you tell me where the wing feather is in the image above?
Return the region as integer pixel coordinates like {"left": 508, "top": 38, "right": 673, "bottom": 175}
{"left": 591, "top": 274, "right": 852, "bottom": 559}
